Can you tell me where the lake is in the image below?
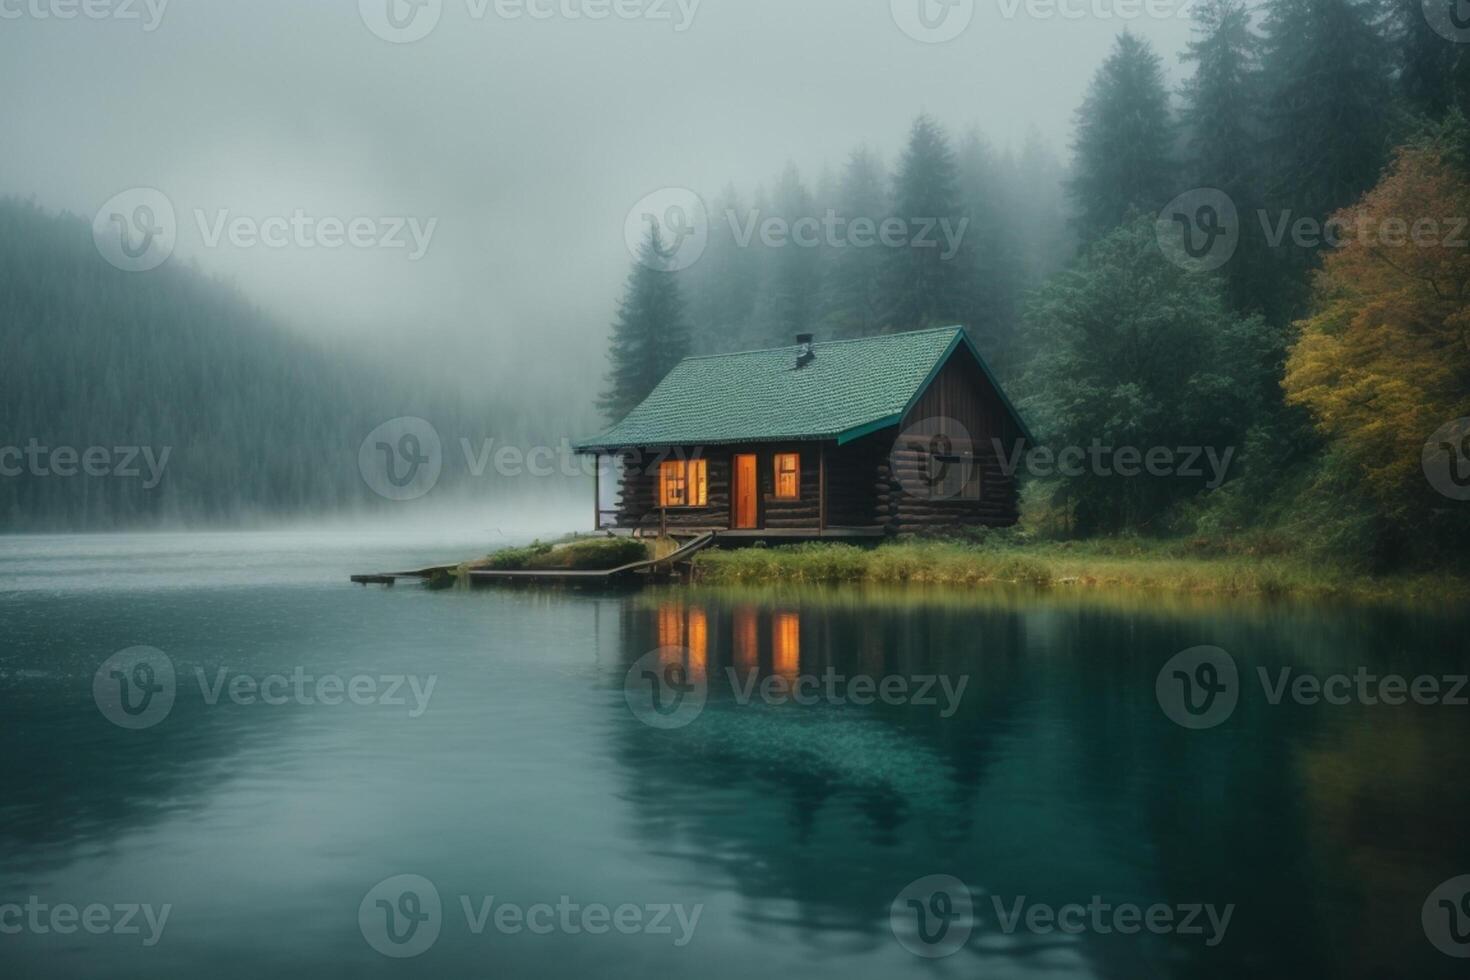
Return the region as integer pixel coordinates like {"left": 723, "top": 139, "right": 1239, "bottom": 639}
{"left": 1, "top": 533, "right": 1467, "bottom": 978}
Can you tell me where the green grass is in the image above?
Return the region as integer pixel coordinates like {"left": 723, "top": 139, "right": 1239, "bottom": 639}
{"left": 691, "top": 538, "right": 1470, "bottom": 604}
{"left": 481, "top": 536, "right": 649, "bottom": 571}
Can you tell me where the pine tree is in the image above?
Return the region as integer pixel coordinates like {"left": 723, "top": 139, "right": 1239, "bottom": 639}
{"left": 1260, "top": 0, "right": 1392, "bottom": 233}
{"left": 1391, "top": 0, "right": 1470, "bottom": 120}
{"left": 1179, "top": 0, "right": 1276, "bottom": 316}
{"left": 956, "top": 127, "right": 1023, "bottom": 367}
{"left": 755, "top": 163, "right": 823, "bottom": 348}
{"left": 1068, "top": 31, "right": 1176, "bottom": 243}
{"left": 880, "top": 113, "right": 968, "bottom": 331}
{"left": 597, "top": 224, "right": 691, "bottom": 422}
{"left": 680, "top": 182, "right": 758, "bottom": 354}
{"left": 818, "top": 144, "right": 889, "bottom": 338}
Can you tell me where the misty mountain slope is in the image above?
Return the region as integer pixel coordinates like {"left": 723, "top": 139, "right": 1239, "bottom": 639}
{"left": 0, "top": 198, "right": 515, "bottom": 530}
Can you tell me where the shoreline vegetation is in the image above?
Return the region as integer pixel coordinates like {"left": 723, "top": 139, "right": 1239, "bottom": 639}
{"left": 691, "top": 540, "right": 1469, "bottom": 604}
{"left": 473, "top": 533, "right": 1469, "bottom": 605}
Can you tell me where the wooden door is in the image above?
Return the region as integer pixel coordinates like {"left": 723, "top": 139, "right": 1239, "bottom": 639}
{"left": 732, "top": 453, "right": 758, "bottom": 529}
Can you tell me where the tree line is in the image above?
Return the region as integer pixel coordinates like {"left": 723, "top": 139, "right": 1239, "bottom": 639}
{"left": 0, "top": 199, "right": 552, "bottom": 529}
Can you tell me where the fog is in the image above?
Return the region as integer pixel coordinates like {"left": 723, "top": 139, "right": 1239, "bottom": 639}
{"left": 0, "top": 1, "right": 1193, "bottom": 405}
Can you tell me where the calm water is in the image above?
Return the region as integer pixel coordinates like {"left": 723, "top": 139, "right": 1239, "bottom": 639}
{"left": 1, "top": 533, "right": 1468, "bottom": 978}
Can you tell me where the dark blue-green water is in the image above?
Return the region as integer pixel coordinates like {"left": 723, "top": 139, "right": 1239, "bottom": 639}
{"left": 1, "top": 533, "right": 1467, "bottom": 978}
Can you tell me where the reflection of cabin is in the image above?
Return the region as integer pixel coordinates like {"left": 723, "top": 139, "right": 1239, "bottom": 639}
{"left": 575, "top": 326, "right": 1032, "bottom": 538}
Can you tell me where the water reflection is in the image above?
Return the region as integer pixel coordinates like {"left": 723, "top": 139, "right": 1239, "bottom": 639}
{"left": 611, "top": 589, "right": 1470, "bottom": 979}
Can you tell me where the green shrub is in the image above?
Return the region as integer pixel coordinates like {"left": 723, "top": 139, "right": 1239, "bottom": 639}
{"left": 484, "top": 537, "right": 648, "bottom": 571}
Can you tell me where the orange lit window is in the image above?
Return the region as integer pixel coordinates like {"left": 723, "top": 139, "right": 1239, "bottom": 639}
{"left": 733, "top": 606, "right": 759, "bottom": 674}
{"left": 657, "top": 603, "right": 683, "bottom": 648}
{"left": 774, "top": 453, "right": 800, "bottom": 499}
{"left": 659, "top": 458, "right": 708, "bottom": 507}
{"left": 772, "top": 612, "right": 800, "bottom": 679}
{"left": 686, "top": 608, "right": 708, "bottom": 682}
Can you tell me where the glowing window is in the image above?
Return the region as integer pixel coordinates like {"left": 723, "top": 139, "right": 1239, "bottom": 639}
{"left": 772, "top": 612, "right": 800, "bottom": 680}
{"left": 773, "top": 453, "right": 800, "bottom": 500}
{"left": 659, "top": 458, "right": 708, "bottom": 507}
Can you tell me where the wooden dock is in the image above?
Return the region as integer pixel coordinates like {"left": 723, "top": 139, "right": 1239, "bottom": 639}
{"left": 351, "top": 532, "right": 718, "bottom": 588}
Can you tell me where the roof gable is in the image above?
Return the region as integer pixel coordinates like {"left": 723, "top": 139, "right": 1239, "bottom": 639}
{"left": 576, "top": 326, "right": 1030, "bottom": 450}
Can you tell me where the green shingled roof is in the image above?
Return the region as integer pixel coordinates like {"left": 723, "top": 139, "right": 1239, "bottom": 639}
{"left": 576, "top": 326, "right": 1030, "bottom": 451}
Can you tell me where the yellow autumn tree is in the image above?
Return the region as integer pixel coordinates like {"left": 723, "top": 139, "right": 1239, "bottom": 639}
{"left": 1284, "top": 135, "right": 1470, "bottom": 538}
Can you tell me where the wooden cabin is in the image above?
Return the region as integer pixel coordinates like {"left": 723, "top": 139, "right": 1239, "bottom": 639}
{"left": 575, "top": 326, "right": 1032, "bottom": 538}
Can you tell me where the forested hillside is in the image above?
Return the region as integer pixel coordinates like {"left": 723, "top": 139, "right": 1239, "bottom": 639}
{"left": 600, "top": 0, "right": 1470, "bottom": 570}
{"left": 0, "top": 199, "right": 544, "bottom": 530}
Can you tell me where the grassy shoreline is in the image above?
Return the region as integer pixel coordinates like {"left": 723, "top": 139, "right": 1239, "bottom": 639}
{"left": 690, "top": 539, "right": 1470, "bottom": 604}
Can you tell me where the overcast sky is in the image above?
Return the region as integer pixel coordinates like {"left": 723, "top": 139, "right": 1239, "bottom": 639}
{"left": 0, "top": 0, "right": 1195, "bottom": 403}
